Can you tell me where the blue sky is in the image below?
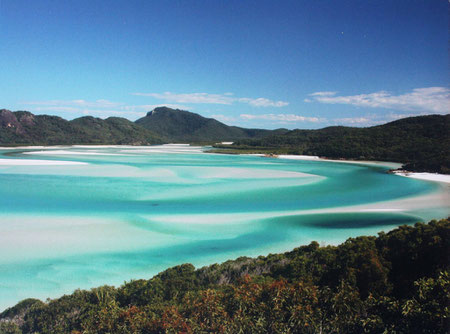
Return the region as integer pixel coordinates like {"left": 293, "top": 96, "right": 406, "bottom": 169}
{"left": 0, "top": 0, "right": 448, "bottom": 129}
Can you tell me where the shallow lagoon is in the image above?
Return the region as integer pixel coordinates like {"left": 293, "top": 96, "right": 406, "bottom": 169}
{"left": 0, "top": 145, "right": 448, "bottom": 310}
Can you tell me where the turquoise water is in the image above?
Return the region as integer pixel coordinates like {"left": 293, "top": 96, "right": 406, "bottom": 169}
{"left": 0, "top": 145, "right": 448, "bottom": 310}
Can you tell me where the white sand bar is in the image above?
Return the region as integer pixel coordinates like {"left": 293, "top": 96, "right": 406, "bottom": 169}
{"left": 24, "top": 150, "right": 125, "bottom": 156}
{"left": 0, "top": 159, "right": 87, "bottom": 166}
{"left": 393, "top": 171, "right": 450, "bottom": 184}
{"left": 278, "top": 155, "right": 321, "bottom": 160}
{"left": 0, "top": 146, "right": 68, "bottom": 150}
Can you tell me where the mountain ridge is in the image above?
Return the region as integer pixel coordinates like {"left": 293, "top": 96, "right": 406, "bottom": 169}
{"left": 135, "top": 106, "right": 284, "bottom": 142}
{"left": 0, "top": 109, "right": 163, "bottom": 146}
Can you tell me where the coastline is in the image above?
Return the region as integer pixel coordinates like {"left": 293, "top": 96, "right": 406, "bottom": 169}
{"left": 277, "top": 154, "right": 403, "bottom": 169}
{"left": 251, "top": 153, "right": 450, "bottom": 185}
{"left": 391, "top": 170, "right": 450, "bottom": 184}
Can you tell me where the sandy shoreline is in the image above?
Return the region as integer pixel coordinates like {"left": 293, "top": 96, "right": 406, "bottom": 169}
{"left": 392, "top": 171, "right": 450, "bottom": 184}
{"left": 277, "top": 154, "right": 402, "bottom": 168}
{"left": 274, "top": 154, "right": 450, "bottom": 185}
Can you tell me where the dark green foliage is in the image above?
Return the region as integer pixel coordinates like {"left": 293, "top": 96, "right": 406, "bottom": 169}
{"left": 376, "top": 220, "right": 450, "bottom": 299}
{"left": 220, "top": 114, "right": 450, "bottom": 173}
{"left": 1, "top": 218, "right": 448, "bottom": 333}
{"left": 0, "top": 299, "right": 44, "bottom": 320}
{"left": 0, "top": 322, "right": 21, "bottom": 334}
{"left": 117, "top": 264, "right": 199, "bottom": 307}
{"left": 135, "top": 107, "right": 284, "bottom": 142}
{"left": 0, "top": 106, "right": 284, "bottom": 145}
{"left": 0, "top": 109, "right": 163, "bottom": 146}
{"left": 401, "top": 272, "right": 450, "bottom": 332}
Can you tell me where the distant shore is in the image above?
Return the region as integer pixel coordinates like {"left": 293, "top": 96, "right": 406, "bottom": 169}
{"left": 213, "top": 149, "right": 450, "bottom": 185}
{"left": 278, "top": 154, "right": 450, "bottom": 184}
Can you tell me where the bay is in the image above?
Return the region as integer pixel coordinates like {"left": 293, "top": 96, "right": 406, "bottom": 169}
{"left": 0, "top": 145, "right": 448, "bottom": 311}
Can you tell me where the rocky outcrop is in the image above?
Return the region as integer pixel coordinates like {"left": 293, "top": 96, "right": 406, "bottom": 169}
{"left": 0, "top": 109, "right": 25, "bottom": 134}
{"left": 15, "top": 111, "right": 35, "bottom": 127}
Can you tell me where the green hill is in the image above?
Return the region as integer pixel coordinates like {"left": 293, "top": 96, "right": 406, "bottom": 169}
{"left": 0, "top": 109, "right": 163, "bottom": 146}
{"left": 1, "top": 218, "right": 448, "bottom": 333}
{"left": 135, "top": 106, "right": 284, "bottom": 142}
{"left": 216, "top": 114, "right": 450, "bottom": 173}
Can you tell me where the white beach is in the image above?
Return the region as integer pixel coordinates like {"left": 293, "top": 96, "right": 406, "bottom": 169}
{"left": 274, "top": 154, "right": 450, "bottom": 185}
{"left": 277, "top": 154, "right": 403, "bottom": 169}
{"left": 392, "top": 171, "right": 450, "bottom": 184}
{"left": 278, "top": 154, "right": 321, "bottom": 161}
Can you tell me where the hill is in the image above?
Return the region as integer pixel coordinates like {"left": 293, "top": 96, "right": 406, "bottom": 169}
{"left": 215, "top": 114, "right": 450, "bottom": 173}
{"left": 135, "top": 106, "right": 285, "bottom": 142}
{"left": 1, "top": 218, "right": 448, "bottom": 333}
{"left": 0, "top": 109, "right": 163, "bottom": 146}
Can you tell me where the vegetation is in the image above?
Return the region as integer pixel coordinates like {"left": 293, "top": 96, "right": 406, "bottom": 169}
{"left": 215, "top": 114, "right": 450, "bottom": 174}
{"left": 135, "top": 107, "right": 286, "bottom": 142}
{"left": 1, "top": 218, "right": 448, "bottom": 333}
{"left": 0, "top": 110, "right": 163, "bottom": 146}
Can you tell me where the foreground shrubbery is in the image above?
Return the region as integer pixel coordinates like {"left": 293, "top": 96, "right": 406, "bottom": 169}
{"left": 1, "top": 218, "right": 449, "bottom": 333}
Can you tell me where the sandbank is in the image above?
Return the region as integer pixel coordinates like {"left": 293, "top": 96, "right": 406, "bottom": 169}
{"left": 0, "top": 159, "right": 87, "bottom": 166}
{"left": 150, "top": 188, "right": 449, "bottom": 227}
{"left": 120, "top": 144, "right": 205, "bottom": 154}
{"left": 24, "top": 150, "right": 124, "bottom": 156}
{"left": 0, "top": 145, "right": 70, "bottom": 150}
{"left": 289, "top": 190, "right": 449, "bottom": 216}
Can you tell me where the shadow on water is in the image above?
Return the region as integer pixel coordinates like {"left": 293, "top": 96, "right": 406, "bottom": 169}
{"left": 264, "top": 212, "right": 423, "bottom": 229}
{"left": 48, "top": 212, "right": 424, "bottom": 268}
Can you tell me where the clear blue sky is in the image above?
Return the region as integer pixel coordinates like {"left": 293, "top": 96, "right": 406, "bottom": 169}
{"left": 0, "top": 0, "right": 448, "bottom": 129}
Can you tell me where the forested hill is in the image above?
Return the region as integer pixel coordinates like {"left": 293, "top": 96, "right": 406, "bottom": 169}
{"left": 216, "top": 114, "right": 450, "bottom": 174}
{"left": 135, "top": 106, "right": 287, "bottom": 142}
{"left": 0, "top": 107, "right": 285, "bottom": 145}
{"left": 1, "top": 218, "right": 448, "bottom": 333}
{"left": 0, "top": 109, "right": 163, "bottom": 146}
